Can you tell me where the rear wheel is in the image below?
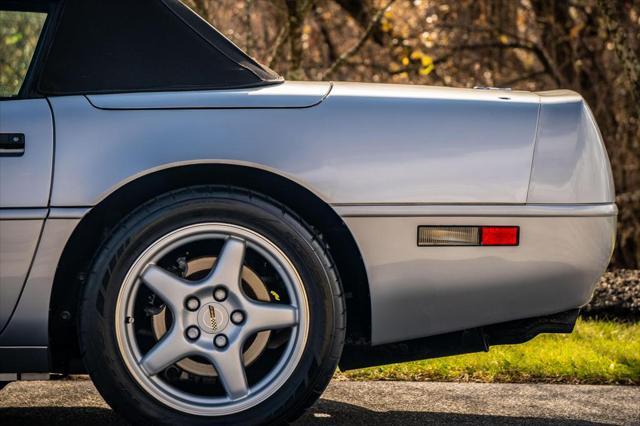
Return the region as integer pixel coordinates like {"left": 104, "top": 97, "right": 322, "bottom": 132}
{"left": 80, "top": 186, "right": 345, "bottom": 424}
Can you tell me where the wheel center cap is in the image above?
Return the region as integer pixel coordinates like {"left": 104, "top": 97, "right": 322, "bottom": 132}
{"left": 197, "top": 303, "right": 229, "bottom": 334}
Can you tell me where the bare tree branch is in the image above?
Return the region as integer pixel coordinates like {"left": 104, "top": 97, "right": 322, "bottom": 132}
{"left": 433, "top": 42, "right": 568, "bottom": 87}
{"left": 267, "top": 24, "right": 290, "bottom": 69}
{"left": 320, "top": 0, "right": 396, "bottom": 80}
{"left": 332, "top": 0, "right": 387, "bottom": 45}
{"left": 314, "top": 5, "right": 338, "bottom": 63}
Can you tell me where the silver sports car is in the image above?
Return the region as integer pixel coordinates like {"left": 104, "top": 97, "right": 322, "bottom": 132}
{"left": 0, "top": 0, "right": 616, "bottom": 424}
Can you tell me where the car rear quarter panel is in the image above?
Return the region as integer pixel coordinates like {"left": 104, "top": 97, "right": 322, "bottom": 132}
{"left": 48, "top": 82, "right": 540, "bottom": 207}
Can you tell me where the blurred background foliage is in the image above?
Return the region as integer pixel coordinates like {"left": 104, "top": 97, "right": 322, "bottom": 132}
{"left": 185, "top": 0, "right": 640, "bottom": 269}
{"left": 0, "top": 11, "right": 46, "bottom": 97}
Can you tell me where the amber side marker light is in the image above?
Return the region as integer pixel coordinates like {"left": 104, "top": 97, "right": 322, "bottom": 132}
{"left": 418, "top": 226, "right": 519, "bottom": 246}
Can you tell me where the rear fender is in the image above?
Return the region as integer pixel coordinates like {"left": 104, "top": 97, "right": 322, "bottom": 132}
{"left": 527, "top": 90, "right": 615, "bottom": 204}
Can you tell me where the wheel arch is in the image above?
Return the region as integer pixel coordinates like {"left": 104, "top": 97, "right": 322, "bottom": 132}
{"left": 48, "top": 163, "right": 371, "bottom": 372}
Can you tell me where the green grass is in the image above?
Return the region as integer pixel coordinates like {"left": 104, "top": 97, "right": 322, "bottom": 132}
{"left": 341, "top": 319, "right": 640, "bottom": 385}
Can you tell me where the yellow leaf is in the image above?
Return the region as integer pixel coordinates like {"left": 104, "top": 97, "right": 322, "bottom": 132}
{"left": 421, "top": 55, "right": 433, "bottom": 66}
{"left": 401, "top": 57, "right": 410, "bottom": 66}
{"left": 381, "top": 21, "right": 391, "bottom": 32}
{"left": 419, "top": 63, "right": 434, "bottom": 75}
{"left": 410, "top": 50, "right": 423, "bottom": 60}
{"left": 499, "top": 34, "right": 509, "bottom": 44}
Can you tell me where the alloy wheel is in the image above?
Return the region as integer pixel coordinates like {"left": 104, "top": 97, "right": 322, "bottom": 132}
{"left": 114, "top": 223, "right": 309, "bottom": 416}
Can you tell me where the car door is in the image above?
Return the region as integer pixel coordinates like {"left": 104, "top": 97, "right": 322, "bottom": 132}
{"left": 0, "top": 6, "right": 53, "bottom": 332}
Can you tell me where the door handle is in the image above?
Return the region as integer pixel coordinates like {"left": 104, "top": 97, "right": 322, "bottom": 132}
{"left": 0, "top": 133, "right": 25, "bottom": 156}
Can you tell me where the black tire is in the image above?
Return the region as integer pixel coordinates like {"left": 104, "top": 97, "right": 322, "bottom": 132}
{"left": 79, "top": 186, "right": 345, "bottom": 425}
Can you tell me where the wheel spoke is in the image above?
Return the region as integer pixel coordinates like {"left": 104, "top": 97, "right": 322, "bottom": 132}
{"left": 208, "top": 237, "right": 246, "bottom": 292}
{"left": 140, "top": 327, "right": 190, "bottom": 376}
{"left": 245, "top": 302, "right": 298, "bottom": 334}
{"left": 208, "top": 342, "right": 249, "bottom": 400}
{"left": 140, "top": 265, "right": 192, "bottom": 310}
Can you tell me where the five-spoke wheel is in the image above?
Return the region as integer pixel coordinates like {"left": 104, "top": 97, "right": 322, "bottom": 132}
{"left": 80, "top": 187, "right": 344, "bottom": 424}
{"left": 116, "top": 224, "right": 309, "bottom": 415}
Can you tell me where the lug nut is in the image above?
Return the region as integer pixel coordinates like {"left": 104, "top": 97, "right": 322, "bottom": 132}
{"left": 230, "top": 310, "right": 245, "bottom": 325}
{"left": 214, "top": 334, "right": 228, "bottom": 348}
{"left": 185, "top": 297, "right": 200, "bottom": 311}
{"left": 186, "top": 326, "right": 200, "bottom": 341}
{"left": 213, "top": 287, "right": 227, "bottom": 302}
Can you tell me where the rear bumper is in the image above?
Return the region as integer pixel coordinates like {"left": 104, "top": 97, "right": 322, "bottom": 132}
{"left": 339, "top": 203, "right": 616, "bottom": 345}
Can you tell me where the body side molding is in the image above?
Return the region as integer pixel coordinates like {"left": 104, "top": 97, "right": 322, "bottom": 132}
{"left": 334, "top": 203, "right": 617, "bottom": 218}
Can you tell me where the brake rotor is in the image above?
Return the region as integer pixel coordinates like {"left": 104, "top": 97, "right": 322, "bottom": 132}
{"left": 152, "top": 256, "right": 272, "bottom": 377}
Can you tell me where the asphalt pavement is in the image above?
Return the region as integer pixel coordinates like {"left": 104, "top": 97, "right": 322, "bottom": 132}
{"left": 0, "top": 379, "right": 638, "bottom": 425}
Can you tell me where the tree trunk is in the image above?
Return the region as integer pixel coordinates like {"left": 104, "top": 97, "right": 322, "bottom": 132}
{"left": 597, "top": 0, "right": 640, "bottom": 119}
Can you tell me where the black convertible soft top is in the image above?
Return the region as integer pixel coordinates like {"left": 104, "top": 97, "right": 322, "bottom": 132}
{"left": 4, "top": 0, "right": 282, "bottom": 96}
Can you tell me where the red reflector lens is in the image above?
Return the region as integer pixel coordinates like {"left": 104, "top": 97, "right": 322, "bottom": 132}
{"left": 480, "top": 226, "right": 519, "bottom": 246}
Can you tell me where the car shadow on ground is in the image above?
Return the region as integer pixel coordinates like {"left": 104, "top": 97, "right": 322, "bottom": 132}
{"left": 298, "top": 399, "right": 610, "bottom": 425}
{"left": 0, "top": 407, "right": 125, "bottom": 425}
{"left": 0, "top": 399, "right": 609, "bottom": 426}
